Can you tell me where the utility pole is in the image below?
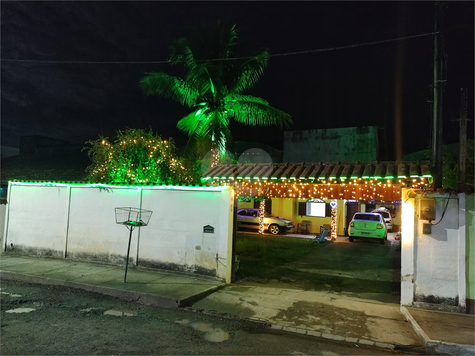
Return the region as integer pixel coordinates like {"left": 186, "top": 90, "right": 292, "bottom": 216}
{"left": 458, "top": 88, "right": 468, "bottom": 192}
{"left": 432, "top": 1, "right": 445, "bottom": 189}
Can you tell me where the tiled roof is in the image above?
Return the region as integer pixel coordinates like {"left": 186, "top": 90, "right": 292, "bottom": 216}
{"left": 202, "top": 160, "right": 432, "bottom": 183}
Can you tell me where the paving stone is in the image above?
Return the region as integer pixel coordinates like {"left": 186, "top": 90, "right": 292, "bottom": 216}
{"left": 375, "top": 342, "right": 395, "bottom": 350}
{"left": 307, "top": 330, "right": 321, "bottom": 337}
{"left": 359, "top": 339, "right": 375, "bottom": 346}
{"left": 282, "top": 326, "right": 298, "bottom": 333}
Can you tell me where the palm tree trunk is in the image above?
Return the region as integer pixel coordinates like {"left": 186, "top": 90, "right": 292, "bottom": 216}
{"left": 211, "top": 148, "right": 219, "bottom": 168}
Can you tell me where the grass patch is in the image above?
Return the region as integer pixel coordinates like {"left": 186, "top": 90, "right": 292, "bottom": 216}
{"left": 235, "top": 233, "right": 318, "bottom": 280}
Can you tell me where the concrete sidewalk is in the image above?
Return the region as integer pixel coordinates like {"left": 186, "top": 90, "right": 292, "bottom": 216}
{"left": 0, "top": 255, "right": 224, "bottom": 308}
{"left": 1, "top": 254, "right": 474, "bottom": 354}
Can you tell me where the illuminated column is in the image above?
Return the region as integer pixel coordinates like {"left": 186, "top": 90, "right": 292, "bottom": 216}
{"left": 330, "top": 199, "right": 338, "bottom": 240}
{"left": 258, "top": 199, "right": 265, "bottom": 234}
{"left": 401, "top": 188, "right": 415, "bottom": 306}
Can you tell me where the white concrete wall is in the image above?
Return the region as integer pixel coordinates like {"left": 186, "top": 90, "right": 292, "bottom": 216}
{"left": 3, "top": 182, "right": 234, "bottom": 282}
{"left": 0, "top": 204, "right": 7, "bottom": 246}
{"left": 401, "top": 189, "right": 466, "bottom": 311}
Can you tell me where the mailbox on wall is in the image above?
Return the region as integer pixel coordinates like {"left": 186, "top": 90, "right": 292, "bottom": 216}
{"left": 416, "top": 198, "right": 436, "bottom": 221}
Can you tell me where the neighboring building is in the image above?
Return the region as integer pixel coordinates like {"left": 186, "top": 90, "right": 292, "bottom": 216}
{"left": 283, "top": 126, "right": 382, "bottom": 163}
{"left": 1, "top": 136, "right": 90, "bottom": 187}
{"left": 1, "top": 146, "right": 20, "bottom": 158}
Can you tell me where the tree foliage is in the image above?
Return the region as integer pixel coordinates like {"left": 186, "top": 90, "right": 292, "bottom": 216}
{"left": 442, "top": 140, "right": 474, "bottom": 193}
{"left": 140, "top": 20, "right": 292, "bottom": 158}
{"left": 84, "top": 128, "right": 198, "bottom": 184}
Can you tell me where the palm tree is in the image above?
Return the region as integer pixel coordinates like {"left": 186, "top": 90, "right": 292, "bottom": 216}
{"left": 140, "top": 21, "right": 292, "bottom": 167}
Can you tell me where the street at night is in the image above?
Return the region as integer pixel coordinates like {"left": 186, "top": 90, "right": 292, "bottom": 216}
{"left": 0, "top": 279, "right": 420, "bottom": 356}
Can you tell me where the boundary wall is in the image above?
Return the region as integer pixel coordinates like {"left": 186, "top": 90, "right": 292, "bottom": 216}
{"left": 1, "top": 182, "right": 234, "bottom": 282}
{"left": 401, "top": 189, "right": 473, "bottom": 313}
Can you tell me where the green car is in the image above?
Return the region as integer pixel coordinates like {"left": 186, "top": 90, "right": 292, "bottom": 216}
{"left": 348, "top": 212, "right": 387, "bottom": 244}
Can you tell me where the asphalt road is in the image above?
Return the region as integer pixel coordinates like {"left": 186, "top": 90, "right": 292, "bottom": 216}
{"left": 0, "top": 279, "right": 415, "bottom": 356}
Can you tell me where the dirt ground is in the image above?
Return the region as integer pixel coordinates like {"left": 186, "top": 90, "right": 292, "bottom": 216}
{"left": 240, "top": 233, "right": 402, "bottom": 304}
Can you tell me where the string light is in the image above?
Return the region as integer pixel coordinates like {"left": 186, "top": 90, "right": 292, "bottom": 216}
{"left": 258, "top": 200, "right": 265, "bottom": 234}
{"left": 331, "top": 199, "right": 337, "bottom": 240}
{"left": 213, "top": 178, "right": 418, "bottom": 202}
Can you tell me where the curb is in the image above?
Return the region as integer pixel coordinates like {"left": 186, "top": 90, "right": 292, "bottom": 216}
{"left": 1, "top": 270, "right": 178, "bottom": 309}
{"left": 401, "top": 306, "right": 475, "bottom": 356}
{"left": 400, "top": 306, "right": 431, "bottom": 346}
{"left": 267, "top": 323, "right": 396, "bottom": 350}
{"left": 178, "top": 284, "right": 226, "bottom": 307}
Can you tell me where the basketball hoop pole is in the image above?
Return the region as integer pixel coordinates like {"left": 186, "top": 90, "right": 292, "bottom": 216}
{"left": 124, "top": 225, "right": 134, "bottom": 283}
{"left": 115, "top": 207, "right": 152, "bottom": 283}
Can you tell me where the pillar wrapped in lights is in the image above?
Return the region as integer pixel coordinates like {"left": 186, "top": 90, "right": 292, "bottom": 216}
{"left": 258, "top": 199, "right": 265, "bottom": 234}
{"left": 330, "top": 199, "right": 338, "bottom": 241}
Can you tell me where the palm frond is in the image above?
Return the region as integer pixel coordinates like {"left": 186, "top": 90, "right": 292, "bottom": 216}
{"left": 177, "top": 108, "right": 209, "bottom": 138}
{"left": 225, "top": 95, "right": 292, "bottom": 128}
{"left": 140, "top": 72, "right": 199, "bottom": 107}
{"left": 185, "top": 64, "right": 217, "bottom": 100}
{"left": 169, "top": 38, "right": 197, "bottom": 73}
{"left": 230, "top": 50, "right": 270, "bottom": 93}
{"left": 220, "top": 23, "right": 239, "bottom": 59}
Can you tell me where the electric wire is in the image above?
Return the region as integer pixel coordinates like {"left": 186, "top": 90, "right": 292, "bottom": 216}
{"left": 1, "top": 31, "right": 440, "bottom": 65}
{"left": 430, "top": 191, "right": 452, "bottom": 225}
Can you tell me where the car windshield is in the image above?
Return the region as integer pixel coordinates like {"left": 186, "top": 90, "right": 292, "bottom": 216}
{"left": 354, "top": 213, "right": 381, "bottom": 221}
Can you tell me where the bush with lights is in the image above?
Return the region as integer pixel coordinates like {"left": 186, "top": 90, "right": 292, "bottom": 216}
{"left": 84, "top": 128, "right": 198, "bottom": 185}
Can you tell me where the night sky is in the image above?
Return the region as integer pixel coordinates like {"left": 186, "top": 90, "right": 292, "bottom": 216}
{"left": 1, "top": 1, "right": 473, "bottom": 160}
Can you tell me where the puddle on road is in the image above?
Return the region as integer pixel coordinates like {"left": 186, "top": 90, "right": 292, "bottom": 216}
{"left": 1, "top": 292, "right": 22, "bottom": 297}
{"left": 5, "top": 308, "right": 36, "bottom": 314}
{"left": 103, "top": 309, "right": 136, "bottom": 317}
{"left": 175, "top": 320, "right": 230, "bottom": 342}
{"left": 191, "top": 322, "right": 230, "bottom": 343}
{"left": 175, "top": 319, "right": 190, "bottom": 325}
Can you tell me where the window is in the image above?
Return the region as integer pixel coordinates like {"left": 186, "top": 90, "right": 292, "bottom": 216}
{"left": 354, "top": 213, "right": 381, "bottom": 221}
{"left": 298, "top": 202, "right": 331, "bottom": 217}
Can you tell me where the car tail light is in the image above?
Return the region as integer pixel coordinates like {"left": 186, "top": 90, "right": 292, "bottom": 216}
{"left": 350, "top": 222, "right": 355, "bottom": 227}
{"left": 377, "top": 223, "right": 383, "bottom": 229}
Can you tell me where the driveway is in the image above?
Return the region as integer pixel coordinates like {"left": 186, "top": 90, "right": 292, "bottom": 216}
{"left": 254, "top": 233, "right": 401, "bottom": 304}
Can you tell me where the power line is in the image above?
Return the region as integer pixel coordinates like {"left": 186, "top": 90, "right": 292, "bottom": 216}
{"left": 271, "top": 32, "right": 440, "bottom": 58}
{"left": 1, "top": 31, "right": 440, "bottom": 65}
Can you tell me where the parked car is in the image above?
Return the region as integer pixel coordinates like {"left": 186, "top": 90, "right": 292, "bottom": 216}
{"left": 236, "top": 208, "right": 294, "bottom": 235}
{"left": 371, "top": 207, "right": 393, "bottom": 231}
{"left": 348, "top": 212, "right": 387, "bottom": 244}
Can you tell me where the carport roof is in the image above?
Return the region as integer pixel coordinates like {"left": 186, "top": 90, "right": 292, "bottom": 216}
{"left": 202, "top": 160, "right": 432, "bottom": 183}
{"left": 201, "top": 161, "right": 433, "bottom": 201}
